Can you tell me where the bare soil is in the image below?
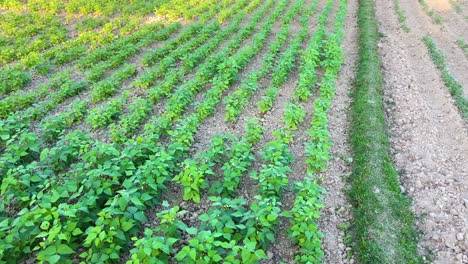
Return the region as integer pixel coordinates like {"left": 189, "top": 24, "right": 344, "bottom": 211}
{"left": 375, "top": 0, "right": 468, "bottom": 263}
{"left": 318, "top": 0, "right": 358, "bottom": 263}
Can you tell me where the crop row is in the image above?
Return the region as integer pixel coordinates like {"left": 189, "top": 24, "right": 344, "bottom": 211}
{"left": 127, "top": 0, "right": 336, "bottom": 262}
{"left": 0, "top": 0, "right": 283, "bottom": 262}
{"left": 223, "top": 0, "right": 311, "bottom": 122}
{"left": 0, "top": 2, "right": 247, "bottom": 158}
{"left": 423, "top": 35, "right": 468, "bottom": 118}
{"left": 0, "top": 0, "right": 237, "bottom": 98}
{"left": 254, "top": 0, "right": 333, "bottom": 114}
{"left": 0, "top": 0, "right": 268, "bottom": 180}
{"left": 288, "top": 0, "right": 347, "bottom": 262}
{"left": 76, "top": 1, "right": 284, "bottom": 261}
{"left": 104, "top": 0, "right": 267, "bottom": 144}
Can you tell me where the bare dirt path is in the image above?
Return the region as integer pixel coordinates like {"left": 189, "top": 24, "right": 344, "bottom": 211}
{"left": 375, "top": 0, "right": 468, "bottom": 263}
{"left": 318, "top": 0, "right": 357, "bottom": 263}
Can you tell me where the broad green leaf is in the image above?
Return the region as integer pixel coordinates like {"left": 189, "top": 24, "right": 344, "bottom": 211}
{"left": 57, "top": 244, "right": 75, "bottom": 255}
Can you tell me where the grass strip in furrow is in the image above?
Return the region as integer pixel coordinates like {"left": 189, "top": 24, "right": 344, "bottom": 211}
{"left": 423, "top": 35, "right": 468, "bottom": 118}
{"left": 393, "top": 0, "right": 410, "bottom": 32}
{"left": 286, "top": 1, "right": 347, "bottom": 262}
{"left": 457, "top": 39, "right": 468, "bottom": 59}
{"left": 0, "top": 1, "right": 282, "bottom": 262}
{"left": 349, "top": 0, "right": 423, "bottom": 262}
{"left": 417, "top": 0, "right": 443, "bottom": 24}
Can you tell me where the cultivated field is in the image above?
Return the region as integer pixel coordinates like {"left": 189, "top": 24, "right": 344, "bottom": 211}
{"left": 0, "top": 0, "right": 466, "bottom": 263}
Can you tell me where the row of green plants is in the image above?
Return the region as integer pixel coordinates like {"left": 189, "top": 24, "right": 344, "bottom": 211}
{"left": 0, "top": 8, "right": 164, "bottom": 84}
{"left": 141, "top": 23, "right": 209, "bottom": 67}
{"left": 129, "top": 1, "right": 337, "bottom": 262}
{"left": 457, "top": 39, "right": 468, "bottom": 59}
{"left": 155, "top": 0, "right": 221, "bottom": 21}
{"left": 0, "top": 13, "right": 220, "bottom": 156}
{"left": 0, "top": 0, "right": 266, "bottom": 185}
{"left": 393, "top": 0, "right": 410, "bottom": 32}
{"left": 0, "top": 69, "right": 74, "bottom": 119}
{"left": 423, "top": 35, "right": 468, "bottom": 118}
{"left": 0, "top": 11, "right": 67, "bottom": 65}
{"left": 255, "top": 0, "right": 331, "bottom": 114}
{"left": 2, "top": 0, "right": 161, "bottom": 16}
{"left": 174, "top": 119, "right": 264, "bottom": 202}
{"left": 223, "top": 0, "right": 311, "bottom": 122}
{"left": 73, "top": 4, "right": 285, "bottom": 260}
{"left": 87, "top": 14, "right": 243, "bottom": 136}
{"left": 294, "top": 0, "right": 333, "bottom": 102}
{"left": 86, "top": 93, "right": 129, "bottom": 129}
{"left": 101, "top": 0, "right": 267, "bottom": 143}
{"left": 0, "top": 1, "right": 283, "bottom": 262}
{"left": 0, "top": 67, "right": 32, "bottom": 96}
{"left": 287, "top": 1, "right": 348, "bottom": 262}
{"left": 0, "top": 21, "right": 171, "bottom": 109}
{"left": 72, "top": 1, "right": 288, "bottom": 261}
{"left": 0, "top": 0, "right": 235, "bottom": 97}
{"left": 417, "top": 0, "right": 443, "bottom": 24}
{"left": 133, "top": 24, "right": 214, "bottom": 89}
{"left": 136, "top": 0, "right": 275, "bottom": 139}
{"left": 0, "top": 73, "right": 88, "bottom": 152}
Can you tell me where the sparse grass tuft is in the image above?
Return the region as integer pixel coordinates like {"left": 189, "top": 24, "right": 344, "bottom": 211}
{"left": 423, "top": 35, "right": 468, "bottom": 118}
{"left": 393, "top": 0, "right": 410, "bottom": 32}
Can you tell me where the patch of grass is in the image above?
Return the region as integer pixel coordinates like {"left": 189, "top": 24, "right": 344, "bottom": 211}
{"left": 349, "top": 0, "right": 424, "bottom": 263}
{"left": 456, "top": 39, "right": 468, "bottom": 59}
{"left": 423, "top": 35, "right": 468, "bottom": 118}
{"left": 449, "top": 0, "right": 462, "bottom": 14}
{"left": 393, "top": 0, "right": 410, "bottom": 32}
{"left": 418, "top": 0, "right": 444, "bottom": 24}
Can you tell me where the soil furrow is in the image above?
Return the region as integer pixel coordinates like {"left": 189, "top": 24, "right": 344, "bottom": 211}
{"left": 375, "top": 0, "right": 468, "bottom": 262}
{"left": 319, "top": 0, "right": 358, "bottom": 262}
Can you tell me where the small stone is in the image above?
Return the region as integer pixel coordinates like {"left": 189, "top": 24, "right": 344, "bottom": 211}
{"left": 267, "top": 251, "right": 274, "bottom": 259}
{"left": 338, "top": 243, "right": 345, "bottom": 250}
{"left": 457, "top": 233, "right": 464, "bottom": 241}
